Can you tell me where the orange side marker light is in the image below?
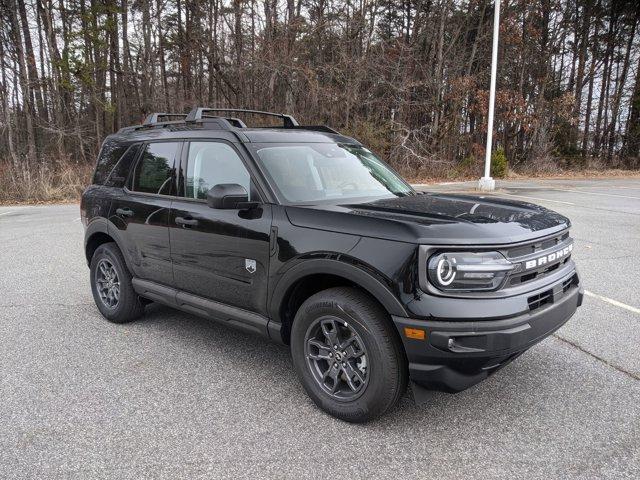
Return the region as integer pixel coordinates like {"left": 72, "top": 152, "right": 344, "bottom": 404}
{"left": 404, "top": 327, "right": 426, "bottom": 340}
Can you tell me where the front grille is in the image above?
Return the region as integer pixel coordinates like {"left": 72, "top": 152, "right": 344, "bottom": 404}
{"left": 506, "top": 231, "right": 570, "bottom": 259}
{"left": 528, "top": 289, "right": 554, "bottom": 311}
{"left": 562, "top": 274, "right": 578, "bottom": 293}
{"left": 502, "top": 230, "right": 573, "bottom": 288}
{"left": 527, "top": 273, "right": 578, "bottom": 311}
{"left": 508, "top": 256, "right": 570, "bottom": 286}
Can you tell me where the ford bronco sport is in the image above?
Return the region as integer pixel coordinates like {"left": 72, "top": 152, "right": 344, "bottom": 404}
{"left": 81, "top": 108, "right": 583, "bottom": 422}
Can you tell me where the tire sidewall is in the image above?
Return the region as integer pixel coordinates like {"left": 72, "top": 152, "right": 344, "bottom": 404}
{"left": 90, "top": 244, "right": 134, "bottom": 321}
{"left": 291, "top": 294, "right": 399, "bottom": 422}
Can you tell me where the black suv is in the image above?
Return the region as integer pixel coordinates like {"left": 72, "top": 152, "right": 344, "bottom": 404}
{"left": 81, "top": 108, "right": 583, "bottom": 422}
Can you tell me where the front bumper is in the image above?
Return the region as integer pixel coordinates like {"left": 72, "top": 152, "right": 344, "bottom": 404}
{"left": 392, "top": 278, "right": 583, "bottom": 393}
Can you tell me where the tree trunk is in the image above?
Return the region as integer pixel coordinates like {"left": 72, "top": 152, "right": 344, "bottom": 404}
{"left": 581, "top": 34, "right": 598, "bottom": 156}
{"left": 622, "top": 54, "right": 640, "bottom": 162}
{"left": 156, "top": 0, "right": 170, "bottom": 111}
{"left": 605, "top": 10, "right": 638, "bottom": 159}
{"left": 8, "top": 0, "right": 37, "bottom": 162}
{"left": 573, "top": 0, "right": 592, "bottom": 119}
{"left": 0, "top": 12, "right": 18, "bottom": 164}
{"left": 16, "top": 0, "right": 45, "bottom": 120}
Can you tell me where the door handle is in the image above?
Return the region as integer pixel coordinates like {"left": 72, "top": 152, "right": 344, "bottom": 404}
{"left": 116, "top": 207, "right": 134, "bottom": 217}
{"left": 175, "top": 216, "right": 199, "bottom": 227}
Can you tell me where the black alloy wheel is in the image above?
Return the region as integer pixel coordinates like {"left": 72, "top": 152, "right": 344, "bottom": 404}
{"left": 95, "top": 258, "right": 120, "bottom": 309}
{"left": 304, "top": 316, "right": 369, "bottom": 401}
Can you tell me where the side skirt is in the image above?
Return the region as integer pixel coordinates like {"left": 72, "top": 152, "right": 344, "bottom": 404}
{"left": 132, "top": 278, "right": 281, "bottom": 342}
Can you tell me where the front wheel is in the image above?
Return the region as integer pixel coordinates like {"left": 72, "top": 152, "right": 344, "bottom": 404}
{"left": 290, "top": 287, "right": 408, "bottom": 422}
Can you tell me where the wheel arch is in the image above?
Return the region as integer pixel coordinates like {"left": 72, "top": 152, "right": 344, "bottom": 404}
{"left": 269, "top": 258, "right": 408, "bottom": 344}
{"left": 84, "top": 219, "right": 132, "bottom": 271}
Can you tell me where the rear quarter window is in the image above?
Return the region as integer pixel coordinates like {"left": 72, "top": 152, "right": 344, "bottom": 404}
{"left": 104, "top": 144, "right": 141, "bottom": 188}
{"left": 93, "top": 140, "right": 128, "bottom": 185}
{"left": 131, "top": 142, "right": 181, "bottom": 195}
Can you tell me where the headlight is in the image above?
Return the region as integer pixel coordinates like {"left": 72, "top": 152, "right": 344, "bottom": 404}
{"left": 427, "top": 251, "right": 514, "bottom": 291}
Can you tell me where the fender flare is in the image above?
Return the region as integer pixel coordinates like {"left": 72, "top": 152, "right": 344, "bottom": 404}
{"left": 268, "top": 258, "right": 408, "bottom": 322}
{"left": 84, "top": 219, "right": 134, "bottom": 272}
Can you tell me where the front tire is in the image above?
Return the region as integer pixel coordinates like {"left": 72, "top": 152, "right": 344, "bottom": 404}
{"left": 90, "top": 242, "right": 144, "bottom": 323}
{"left": 290, "top": 287, "right": 408, "bottom": 422}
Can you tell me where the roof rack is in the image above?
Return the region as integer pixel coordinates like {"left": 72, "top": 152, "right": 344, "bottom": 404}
{"left": 185, "top": 107, "right": 299, "bottom": 128}
{"left": 142, "top": 112, "right": 188, "bottom": 125}
{"left": 118, "top": 108, "right": 341, "bottom": 136}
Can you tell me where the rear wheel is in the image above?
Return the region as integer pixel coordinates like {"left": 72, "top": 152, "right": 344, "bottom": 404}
{"left": 90, "top": 242, "right": 144, "bottom": 323}
{"left": 291, "top": 287, "right": 408, "bottom": 422}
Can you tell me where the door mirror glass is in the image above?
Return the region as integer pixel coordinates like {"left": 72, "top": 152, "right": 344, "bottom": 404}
{"left": 207, "top": 184, "right": 249, "bottom": 209}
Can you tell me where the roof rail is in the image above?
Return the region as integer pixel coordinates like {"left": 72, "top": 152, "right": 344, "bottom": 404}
{"left": 186, "top": 107, "right": 299, "bottom": 128}
{"left": 117, "top": 108, "right": 341, "bottom": 136}
{"left": 286, "top": 125, "right": 340, "bottom": 134}
{"left": 143, "top": 113, "right": 188, "bottom": 125}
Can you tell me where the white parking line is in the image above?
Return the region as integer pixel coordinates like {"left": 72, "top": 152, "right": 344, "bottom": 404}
{"left": 498, "top": 192, "right": 577, "bottom": 206}
{"left": 603, "top": 185, "right": 640, "bottom": 190}
{"left": 507, "top": 186, "right": 640, "bottom": 200}
{"left": 0, "top": 211, "right": 15, "bottom": 216}
{"left": 556, "top": 188, "right": 640, "bottom": 200}
{"left": 584, "top": 290, "right": 640, "bottom": 316}
{"left": 410, "top": 185, "right": 579, "bottom": 206}
{"left": 412, "top": 182, "right": 469, "bottom": 187}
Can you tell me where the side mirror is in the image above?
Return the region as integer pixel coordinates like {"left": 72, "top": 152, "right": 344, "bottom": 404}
{"left": 207, "top": 184, "right": 256, "bottom": 209}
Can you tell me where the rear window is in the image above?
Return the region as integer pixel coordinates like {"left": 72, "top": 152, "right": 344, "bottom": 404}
{"left": 93, "top": 140, "right": 128, "bottom": 185}
{"left": 131, "top": 142, "right": 181, "bottom": 195}
{"left": 104, "top": 144, "right": 141, "bottom": 188}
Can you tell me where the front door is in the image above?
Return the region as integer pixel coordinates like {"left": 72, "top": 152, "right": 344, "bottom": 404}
{"left": 109, "top": 141, "right": 182, "bottom": 286}
{"left": 169, "top": 140, "right": 272, "bottom": 315}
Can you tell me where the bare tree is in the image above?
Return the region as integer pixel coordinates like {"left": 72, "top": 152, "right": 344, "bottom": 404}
{"left": 0, "top": 0, "right": 638, "bottom": 183}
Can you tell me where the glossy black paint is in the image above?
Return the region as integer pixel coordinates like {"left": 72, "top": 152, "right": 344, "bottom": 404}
{"left": 285, "top": 193, "right": 570, "bottom": 245}
{"left": 81, "top": 123, "right": 581, "bottom": 393}
{"left": 108, "top": 191, "right": 174, "bottom": 285}
{"left": 206, "top": 183, "right": 250, "bottom": 209}
{"left": 169, "top": 200, "right": 272, "bottom": 314}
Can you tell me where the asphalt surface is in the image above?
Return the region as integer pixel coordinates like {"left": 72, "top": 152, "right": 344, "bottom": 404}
{"left": 1, "top": 177, "right": 639, "bottom": 479}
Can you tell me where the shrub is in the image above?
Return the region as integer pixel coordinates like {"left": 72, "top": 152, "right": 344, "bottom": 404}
{"left": 491, "top": 148, "right": 508, "bottom": 178}
{"left": 0, "top": 157, "right": 93, "bottom": 203}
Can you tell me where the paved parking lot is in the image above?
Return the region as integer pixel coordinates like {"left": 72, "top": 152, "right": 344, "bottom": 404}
{"left": 1, "top": 177, "right": 639, "bottom": 479}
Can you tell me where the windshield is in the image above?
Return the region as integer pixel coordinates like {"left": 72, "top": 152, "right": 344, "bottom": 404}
{"left": 252, "top": 143, "right": 414, "bottom": 204}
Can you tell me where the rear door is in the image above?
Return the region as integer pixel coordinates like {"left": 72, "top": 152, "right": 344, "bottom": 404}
{"left": 109, "top": 141, "right": 182, "bottom": 286}
{"left": 169, "top": 140, "right": 272, "bottom": 315}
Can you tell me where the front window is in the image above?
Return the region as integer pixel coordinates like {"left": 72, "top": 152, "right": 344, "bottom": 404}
{"left": 185, "top": 141, "right": 251, "bottom": 200}
{"left": 252, "top": 143, "right": 414, "bottom": 204}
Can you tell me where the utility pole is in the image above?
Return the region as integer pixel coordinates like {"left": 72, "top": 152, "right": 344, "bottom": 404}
{"left": 478, "top": 0, "right": 501, "bottom": 192}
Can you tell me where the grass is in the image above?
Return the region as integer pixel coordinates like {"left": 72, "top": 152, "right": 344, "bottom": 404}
{"left": 0, "top": 158, "right": 93, "bottom": 204}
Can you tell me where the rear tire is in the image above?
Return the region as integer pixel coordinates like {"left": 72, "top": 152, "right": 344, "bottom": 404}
{"left": 290, "top": 287, "right": 408, "bottom": 422}
{"left": 90, "top": 242, "right": 144, "bottom": 323}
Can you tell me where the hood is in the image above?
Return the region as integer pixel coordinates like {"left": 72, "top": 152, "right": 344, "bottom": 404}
{"left": 285, "top": 193, "right": 570, "bottom": 245}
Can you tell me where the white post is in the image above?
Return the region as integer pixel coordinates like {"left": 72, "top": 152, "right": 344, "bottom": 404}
{"left": 478, "top": 0, "right": 501, "bottom": 192}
